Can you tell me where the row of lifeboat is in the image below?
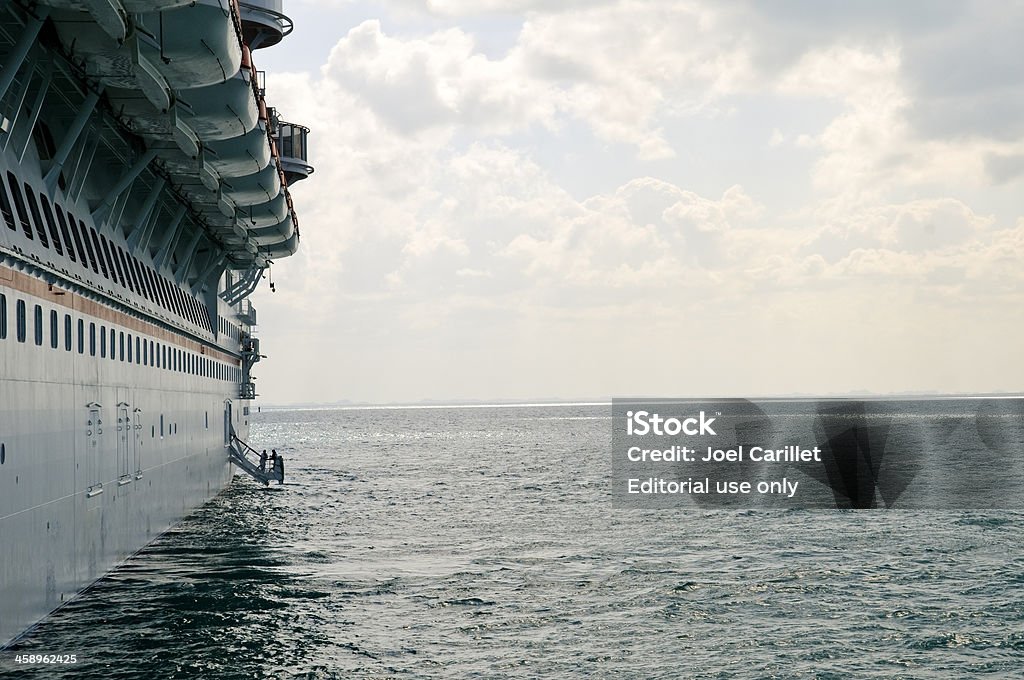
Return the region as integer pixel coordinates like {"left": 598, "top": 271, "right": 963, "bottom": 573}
{"left": 38, "top": 0, "right": 310, "bottom": 266}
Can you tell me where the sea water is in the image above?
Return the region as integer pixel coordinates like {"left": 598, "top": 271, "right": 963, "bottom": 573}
{"left": 5, "top": 404, "right": 1024, "bottom": 678}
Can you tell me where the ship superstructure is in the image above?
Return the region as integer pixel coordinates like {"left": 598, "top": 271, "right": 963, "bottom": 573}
{"left": 0, "top": 0, "right": 311, "bottom": 645}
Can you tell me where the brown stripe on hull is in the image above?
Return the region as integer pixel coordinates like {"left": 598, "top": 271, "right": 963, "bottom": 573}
{"left": 0, "top": 263, "right": 240, "bottom": 365}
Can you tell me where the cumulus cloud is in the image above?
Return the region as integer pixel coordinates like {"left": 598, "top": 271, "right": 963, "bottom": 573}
{"left": 250, "top": 0, "right": 1024, "bottom": 402}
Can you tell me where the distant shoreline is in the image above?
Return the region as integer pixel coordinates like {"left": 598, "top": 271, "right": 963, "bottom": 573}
{"left": 254, "top": 392, "right": 1023, "bottom": 411}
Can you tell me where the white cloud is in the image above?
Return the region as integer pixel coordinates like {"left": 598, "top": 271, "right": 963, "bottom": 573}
{"left": 249, "top": 0, "right": 1024, "bottom": 402}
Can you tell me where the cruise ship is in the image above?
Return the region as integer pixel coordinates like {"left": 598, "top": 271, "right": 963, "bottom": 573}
{"left": 0, "top": 0, "right": 311, "bottom": 646}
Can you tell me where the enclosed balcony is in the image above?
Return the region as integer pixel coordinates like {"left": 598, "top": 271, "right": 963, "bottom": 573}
{"left": 239, "top": 0, "right": 294, "bottom": 50}
{"left": 275, "top": 120, "right": 313, "bottom": 184}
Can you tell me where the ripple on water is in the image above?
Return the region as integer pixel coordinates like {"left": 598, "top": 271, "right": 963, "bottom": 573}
{"left": 6, "top": 405, "right": 1024, "bottom": 678}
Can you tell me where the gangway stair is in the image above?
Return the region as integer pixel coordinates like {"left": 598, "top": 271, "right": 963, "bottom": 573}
{"left": 229, "top": 430, "right": 284, "bottom": 485}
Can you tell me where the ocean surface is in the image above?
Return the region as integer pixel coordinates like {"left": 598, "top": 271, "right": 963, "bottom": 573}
{"left": 6, "top": 404, "right": 1024, "bottom": 678}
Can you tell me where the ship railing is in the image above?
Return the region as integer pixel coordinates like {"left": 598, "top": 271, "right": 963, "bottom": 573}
{"left": 238, "top": 1, "right": 295, "bottom": 39}
{"left": 228, "top": 429, "right": 283, "bottom": 485}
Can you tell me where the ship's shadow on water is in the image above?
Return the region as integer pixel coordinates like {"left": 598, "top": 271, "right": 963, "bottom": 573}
{"left": 4, "top": 478, "right": 329, "bottom": 680}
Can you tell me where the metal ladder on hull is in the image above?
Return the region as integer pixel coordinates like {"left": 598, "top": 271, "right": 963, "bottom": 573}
{"left": 228, "top": 428, "right": 283, "bottom": 486}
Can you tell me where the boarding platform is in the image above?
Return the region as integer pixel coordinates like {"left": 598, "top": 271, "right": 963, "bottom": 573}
{"left": 228, "top": 430, "right": 284, "bottom": 485}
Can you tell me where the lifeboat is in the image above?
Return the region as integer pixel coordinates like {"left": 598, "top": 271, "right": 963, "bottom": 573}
{"left": 221, "top": 164, "right": 281, "bottom": 207}
{"left": 205, "top": 126, "right": 273, "bottom": 178}
{"left": 237, "top": 193, "right": 289, "bottom": 229}
{"left": 260, "top": 232, "right": 299, "bottom": 258}
{"left": 47, "top": 2, "right": 241, "bottom": 91}
{"left": 247, "top": 213, "right": 294, "bottom": 245}
{"left": 107, "top": 71, "right": 258, "bottom": 144}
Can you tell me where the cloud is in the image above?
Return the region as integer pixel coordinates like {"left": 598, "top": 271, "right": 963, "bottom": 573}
{"left": 249, "top": 0, "right": 1024, "bottom": 402}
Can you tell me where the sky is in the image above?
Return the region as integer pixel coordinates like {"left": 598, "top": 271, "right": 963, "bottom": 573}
{"left": 246, "top": 0, "right": 1024, "bottom": 405}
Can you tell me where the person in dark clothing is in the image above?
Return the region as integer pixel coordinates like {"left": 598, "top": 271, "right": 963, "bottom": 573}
{"left": 272, "top": 449, "right": 284, "bottom": 483}
{"left": 259, "top": 449, "right": 268, "bottom": 472}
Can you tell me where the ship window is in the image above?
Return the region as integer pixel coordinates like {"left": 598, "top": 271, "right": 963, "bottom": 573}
{"left": 125, "top": 256, "right": 142, "bottom": 298}
{"left": 78, "top": 220, "right": 99, "bottom": 274}
{"left": 64, "top": 314, "right": 72, "bottom": 351}
{"left": 16, "top": 299, "right": 26, "bottom": 342}
{"left": 159, "top": 276, "right": 171, "bottom": 311}
{"left": 51, "top": 201, "right": 75, "bottom": 262}
{"left": 38, "top": 194, "right": 64, "bottom": 256}
{"left": 100, "top": 325, "right": 106, "bottom": 358}
{"left": 160, "top": 414, "right": 164, "bottom": 438}
{"left": 0, "top": 182, "right": 16, "bottom": 231}
{"left": 87, "top": 228, "right": 108, "bottom": 279}
{"left": 151, "top": 425, "right": 154, "bottom": 438}
{"left": 147, "top": 269, "right": 159, "bottom": 307}
{"left": 141, "top": 262, "right": 154, "bottom": 303}
{"left": 135, "top": 336, "right": 139, "bottom": 363}
{"left": 50, "top": 309, "right": 58, "bottom": 348}
{"left": 100, "top": 236, "right": 124, "bottom": 287}
{"left": 127, "top": 333, "right": 132, "bottom": 362}
{"left": 149, "top": 340, "right": 154, "bottom": 366}
{"left": 89, "top": 322, "right": 96, "bottom": 356}
{"left": 0, "top": 294, "right": 6, "bottom": 339}
{"left": 60, "top": 207, "right": 87, "bottom": 265}
{"left": 133, "top": 257, "right": 152, "bottom": 301}
{"left": 143, "top": 339, "right": 148, "bottom": 365}
{"left": 119, "top": 331, "right": 124, "bottom": 361}
{"left": 205, "top": 411, "right": 208, "bottom": 429}
{"left": 132, "top": 258, "right": 147, "bottom": 299}
{"left": 164, "top": 279, "right": 175, "bottom": 313}
{"left": 77, "top": 319, "right": 84, "bottom": 354}
{"left": 109, "top": 328, "right": 115, "bottom": 361}
{"left": 23, "top": 185, "right": 49, "bottom": 248}
{"left": 33, "top": 304, "right": 43, "bottom": 345}
{"left": 117, "top": 247, "right": 137, "bottom": 295}
{"left": 7, "top": 173, "right": 33, "bottom": 240}
{"left": 114, "top": 247, "right": 131, "bottom": 292}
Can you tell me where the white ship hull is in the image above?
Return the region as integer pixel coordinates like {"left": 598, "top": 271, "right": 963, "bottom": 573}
{"left": 0, "top": 0, "right": 310, "bottom": 646}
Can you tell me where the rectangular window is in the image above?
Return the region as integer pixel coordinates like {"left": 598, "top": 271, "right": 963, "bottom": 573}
{"left": 0, "top": 293, "right": 6, "bottom": 339}
{"left": 143, "top": 338, "right": 148, "bottom": 365}
{"left": 23, "top": 184, "right": 49, "bottom": 248}
{"left": 89, "top": 322, "right": 96, "bottom": 356}
{"left": 38, "top": 193, "right": 63, "bottom": 256}
{"left": 16, "top": 299, "right": 26, "bottom": 342}
{"left": 7, "top": 173, "right": 33, "bottom": 240}
{"left": 0, "top": 183, "right": 16, "bottom": 231}
{"left": 119, "top": 248, "right": 141, "bottom": 295}
{"left": 64, "top": 314, "right": 72, "bottom": 351}
{"left": 88, "top": 229, "right": 108, "bottom": 279}
{"left": 29, "top": 307, "right": 41, "bottom": 347}
{"left": 50, "top": 309, "right": 58, "bottom": 348}
{"left": 51, "top": 201, "right": 75, "bottom": 262}
{"left": 100, "top": 325, "right": 106, "bottom": 358}
{"left": 79, "top": 220, "right": 99, "bottom": 274}
{"left": 77, "top": 318, "right": 84, "bottom": 354}
{"left": 100, "top": 236, "right": 124, "bottom": 287}
{"left": 59, "top": 207, "right": 85, "bottom": 264}
{"left": 109, "top": 328, "right": 115, "bottom": 361}
{"left": 119, "top": 331, "right": 125, "bottom": 361}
